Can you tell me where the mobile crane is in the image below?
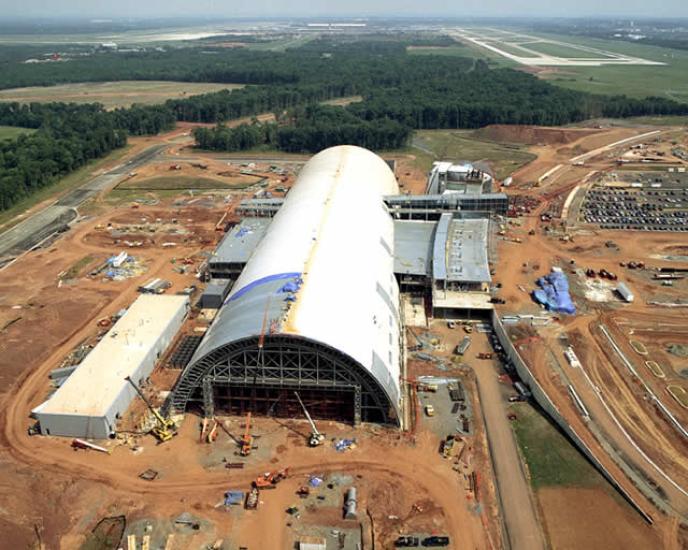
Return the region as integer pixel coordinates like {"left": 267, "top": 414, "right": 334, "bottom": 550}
{"left": 294, "top": 391, "right": 325, "bottom": 447}
{"left": 124, "top": 376, "right": 176, "bottom": 443}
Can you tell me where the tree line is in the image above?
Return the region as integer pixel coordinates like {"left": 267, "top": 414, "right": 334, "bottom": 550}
{"left": 0, "top": 102, "right": 127, "bottom": 210}
{"left": 193, "top": 106, "right": 411, "bottom": 153}
{"left": 0, "top": 37, "right": 687, "bottom": 207}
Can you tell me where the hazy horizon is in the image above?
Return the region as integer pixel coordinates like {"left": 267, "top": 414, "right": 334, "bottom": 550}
{"left": 0, "top": 0, "right": 687, "bottom": 20}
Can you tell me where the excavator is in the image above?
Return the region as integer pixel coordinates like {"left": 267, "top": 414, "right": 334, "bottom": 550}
{"left": 294, "top": 391, "right": 325, "bottom": 447}
{"left": 124, "top": 376, "right": 176, "bottom": 443}
{"left": 240, "top": 412, "right": 253, "bottom": 456}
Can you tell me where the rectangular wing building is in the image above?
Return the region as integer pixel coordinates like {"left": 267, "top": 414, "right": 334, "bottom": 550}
{"left": 33, "top": 294, "right": 189, "bottom": 439}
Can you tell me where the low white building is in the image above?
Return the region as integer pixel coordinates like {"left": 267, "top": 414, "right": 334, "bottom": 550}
{"left": 33, "top": 294, "right": 189, "bottom": 439}
{"left": 426, "top": 161, "right": 493, "bottom": 195}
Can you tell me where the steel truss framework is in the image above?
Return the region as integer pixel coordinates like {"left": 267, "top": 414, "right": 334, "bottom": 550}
{"left": 172, "top": 335, "right": 398, "bottom": 426}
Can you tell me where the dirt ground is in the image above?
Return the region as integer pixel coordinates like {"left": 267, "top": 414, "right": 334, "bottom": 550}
{"left": 0, "top": 132, "right": 494, "bottom": 549}
{"left": 493, "top": 124, "right": 688, "bottom": 548}
{"left": 1, "top": 120, "right": 687, "bottom": 549}
{"left": 538, "top": 487, "right": 660, "bottom": 550}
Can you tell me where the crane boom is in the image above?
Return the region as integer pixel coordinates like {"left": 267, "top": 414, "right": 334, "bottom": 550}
{"left": 294, "top": 391, "right": 325, "bottom": 446}
{"left": 125, "top": 376, "right": 167, "bottom": 426}
{"left": 124, "top": 376, "right": 176, "bottom": 442}
{"left": 294, "top": 391, "right": 318, "bottom": 434}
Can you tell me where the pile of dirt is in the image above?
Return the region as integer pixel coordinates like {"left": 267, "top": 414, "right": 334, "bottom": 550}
{"left": 475, "top": 125, "right": 597, "bottom": 146}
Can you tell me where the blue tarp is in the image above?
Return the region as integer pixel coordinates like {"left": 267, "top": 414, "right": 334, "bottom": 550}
{"left": 308, "top": 476, "right": 323, "bottom": 487}
{"left": 224, "top": 490, "right": 244, "bottom": 505}
{"left": 235, "top": 228, "right": 250, "bottom": 238}
{"left": 227, "top": 272, "right": 302, "bottom": 303}
{"left": 335, "top": 438, "right": 356, "bottom": 452}
{"left": 532, "top": 270, "right": 576, "bottom": 314}
{"left": 278, "top": 281, "right": 300, "bottom": 293}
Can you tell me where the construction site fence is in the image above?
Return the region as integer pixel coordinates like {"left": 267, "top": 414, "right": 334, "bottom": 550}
{"left": 491, "top": 311, "right": 654, "bottom": 524}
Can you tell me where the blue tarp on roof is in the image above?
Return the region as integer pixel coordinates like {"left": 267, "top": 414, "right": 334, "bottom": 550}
{"left": 532, "top": 270, "right": 576, "bottom": 314}
{"left": 227, "top": 272, "right": 301, "bottom": 303}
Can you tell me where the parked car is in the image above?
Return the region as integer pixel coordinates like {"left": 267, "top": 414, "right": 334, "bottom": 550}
{"left": 424, "top": 405, "right": 435, "bottom": 417}
{"left": 395, "top": 535, "right": 420, "bottom": 547}
{"left": 422, "top": 536, "right": 450, "bottom": 547}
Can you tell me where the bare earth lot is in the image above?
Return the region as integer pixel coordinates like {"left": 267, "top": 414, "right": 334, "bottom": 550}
{"left": 0, "top": 81, "right": 242, "bottom": 109}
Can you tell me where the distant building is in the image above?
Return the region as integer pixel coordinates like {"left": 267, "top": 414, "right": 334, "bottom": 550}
{"left": 99, "top": 42, "right": 118, "bottom": 51}
{"left": 426, "top": 161, "right": 493, "bottom": 195}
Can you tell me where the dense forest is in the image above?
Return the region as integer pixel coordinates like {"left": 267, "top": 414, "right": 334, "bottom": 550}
{"left": 193, "top": 106, "right": 411, "bottom": 153}
{"left": 0, "top": 103, "right": 127, "bottom": 210}
{"left": 0, "top": 35, "right": 687, "bottom": 206}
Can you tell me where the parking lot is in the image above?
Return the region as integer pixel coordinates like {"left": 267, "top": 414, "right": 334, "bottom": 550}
{"left": 581, "top": 186, "right": 688, "bottom": 231}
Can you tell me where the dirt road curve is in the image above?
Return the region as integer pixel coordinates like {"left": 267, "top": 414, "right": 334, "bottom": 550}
{"left": 473, "top": 360, "right": 546, "bottom": 550}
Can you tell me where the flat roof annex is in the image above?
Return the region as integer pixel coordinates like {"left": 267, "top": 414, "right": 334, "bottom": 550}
{"left": 35, "top": 294, "right": 189, "bottom": 417}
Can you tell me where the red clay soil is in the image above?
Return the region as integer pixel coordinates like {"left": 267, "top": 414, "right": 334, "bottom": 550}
{"left": 475, "top": 125, "right": 599, "bottom": 146}
{"left": 538, "top": 487, "right": 660, "bottom": 550}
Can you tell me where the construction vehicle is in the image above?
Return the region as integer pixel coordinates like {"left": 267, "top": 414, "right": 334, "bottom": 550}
{"left": 206, "top": 419, "right": 218, "bottom": 443}
{"left": 124, "top": 376, "right": 176, "bottom": 443}
{"left": 240, "top": 412, "right": 253, "bottom": 456}
{"left": 253, "top": 468, "right": 290, "bottom": 489}
{"left": 294, "top": 391, "right": 325, "bottom": 447}
{"left": 442, "top": 435, "right": 455, "bottom": 459}
{"left": 245, "top": 487, "right": 259, "bottom": 510}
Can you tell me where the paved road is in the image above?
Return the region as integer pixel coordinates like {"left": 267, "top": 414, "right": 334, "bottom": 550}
{"left": 0, "top": 144, "right": 166, "bottom": 260}
{"left": 474, "top": 360, "right": 546, "bottom": 550}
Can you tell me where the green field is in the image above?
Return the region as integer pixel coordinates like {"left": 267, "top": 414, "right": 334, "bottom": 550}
{"left": 406, "top": 44, "right": 475, "bottom": 57}
{"left": 246, "top": 35, "right": 316, "bottom": 52}
{"left": 0, "top": 81, "right": 242, "bottom": 109}
{"left": 527, "top": 32, "right": 688, "bottom": 101}
{"left": 484, "top": 41, "right": 542, "bottom": 58}
{"left": 510, "top": 403, "right": 608, "bottom": 489}
{"left": 408, "top": 129, "right": 536, "bottom": 179}
{"left": 0, "top": 125, "right": 34, "bottom": 141}
{"left": 117, "top": 175, "right": 264, "bottom": 191}
{"left": 521, "top": 41, "right": 614, "bottom": 59}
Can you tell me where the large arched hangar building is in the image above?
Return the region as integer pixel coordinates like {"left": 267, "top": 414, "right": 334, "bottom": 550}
{"left": 173, "top": 146, "right": 403, "bottom": 425}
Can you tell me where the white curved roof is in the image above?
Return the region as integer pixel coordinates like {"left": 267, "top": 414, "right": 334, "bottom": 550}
{"left": 194, "top": 145, "right": 402, "bottom": 409}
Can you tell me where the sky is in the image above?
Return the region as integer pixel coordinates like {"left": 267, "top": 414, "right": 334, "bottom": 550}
{"left": 0, "top": 0, "right": 687, "bottom": 19}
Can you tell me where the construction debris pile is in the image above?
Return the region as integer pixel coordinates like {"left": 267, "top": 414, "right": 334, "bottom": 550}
{"left": 90, "top": 252, "right": 147, "bottom": 281}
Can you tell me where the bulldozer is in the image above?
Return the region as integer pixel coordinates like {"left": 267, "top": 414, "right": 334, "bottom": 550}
{"left": 253, "top": 467, "right": 290, "bottom": 489}
{"left": 125, "top": 376, "right": 176, "bottom": 443}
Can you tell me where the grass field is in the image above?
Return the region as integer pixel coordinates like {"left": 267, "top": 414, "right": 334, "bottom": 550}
{"left": 407, "top": 44, "right": 475, "bottom": 57}
{"left": 0, "top": 125, "right": 34, "bottom": 141}
{"left": 0, "top": 144, "right": 132, "bottom": 230}
{"left": 408, "top": 129, "right": 536, "bottom": 179}
{"left": 526, "top": 32, "right": 688, "bottom": 101}
{"left": 510, "top": 403, "right": 608, "bottom": 489}
{"left": 0, "top": 81, "right": 242, "bottom": 109}
{"left": 521, "top": 41, "right": 614, "bottom": 59}
{"left": 246, "top": 35, "right": 316, "bottom": 52}
{"left": 117, "top": 175, "right": 263, "bottom": 191}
